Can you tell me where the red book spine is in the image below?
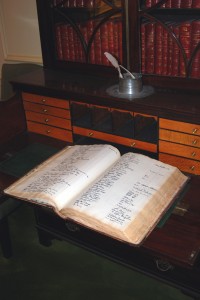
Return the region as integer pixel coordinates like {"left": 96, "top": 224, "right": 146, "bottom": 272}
{"left": 76, "top": 0, "right": 84, "bottom": 6}
{"left": 171, "top": 23, "right": 180, "bottom": 77}
{"left": 117, "top": 21, "right": 123, "bottom": 64}
{"left": 60, "top": 24, "right": 70, "bottom": 61}
{"left": 180, "top": 0, "right": 192, "bottom": 8}
{"left": 87, "top": 20, "right": 95, "bottom": 64}
{"left": 145, "top": 22, "right": 155, "bottom": 74}
{"left": 100, "top": 22, "right": 109, "bottom": 65}
{"left": 167, "top": 24, "right": 174, "bottom": 75}
{"left": 154, "top": 23, "right": 163, "bottom": 74}
{"left": 55, "top": 24, "right": 63, "bottom": 60}
{"left": 171, "top": 0, "right": 181, "bottom": 8}
{"left": 113, "top": 20, "right": 119, "bottom": 60}
{"left": 165, "top": 0, "right": 171, "bottom": 8}
{"left": 140, "top": 22, "right": 146, "bottom": 73}
{"left": 192, "top": 0, "right": 200, "bottom": 8}
{"left": 162, "top": 27, "right": 168, "bottom": 75}
{"left": 68, "top": 0, "right": 77, "bottom": 7}
{"left": 191, "top": 20, "right": 200, "bottom": 78}
{"left": 107, "top": 21, "right": 115, "bottom": 59}
{"left": 94, "top": 25, "right": 102, "bottom": 65}
{"left": 79, "top": 22, "right": 88, "bottom": 62}
{"left": 67, "top": 25, "right": 76, "bottom": 61}
{"left": 179, "top": 21, "right": 192, "bottom": 77}
{"left": 146, "top": 0, "right": 152, "bottom": 8}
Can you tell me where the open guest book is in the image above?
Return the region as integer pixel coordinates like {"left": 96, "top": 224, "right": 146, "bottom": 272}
{"left": 4, "top": 144, "right": 189, "bottom": 246}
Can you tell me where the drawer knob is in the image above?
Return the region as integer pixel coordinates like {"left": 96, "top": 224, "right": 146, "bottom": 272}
{"left": 190, "top": 166, "right": 195, "bottom": 171}
{"left": 192, "top": 128, "right": 198, "bottom": 134}
{"left": 43, "top": 109, "right": 48, "bottom": 113}
{"left": 45, "top": 118, "right": 49, "bottom": 122}
{"left": 192, "top": 140, "right": 197, "bottom": 145}
{"left": 42, "top": 99, "right": 46, "bottom": 103}
{"left": 191, "top": 152, "right": 196, "bottom": 157}
{"left": 46, "top": 130, "right": 51, "bottom": 134}
{"left": 88, "top": 132, "right": 93, "bottom": 137}
{"left": 130, "top": 142, "right": 136, "bottom": 147}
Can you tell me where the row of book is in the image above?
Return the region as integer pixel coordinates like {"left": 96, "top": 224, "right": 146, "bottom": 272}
{"left": 55, "top": 19, "right": 122, "bottom": 65}
{"left": 146, "top": 0, "right": 200, "bottom": 8}
{"left": 141, "top": 19, "right": 200, "bottom": 78}
{"left": 53, "top": 0, "right": 100, "bottom": 8}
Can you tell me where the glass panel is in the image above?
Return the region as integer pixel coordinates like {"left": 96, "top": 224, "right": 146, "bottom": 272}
{"left": 92, "top": 105, "right": 112, "bottom": 133}
{"left": 53, "top": 0, "right": 123, "bottom": 65}
{"left": 134, "top": 113, "right": 157, "bottom": 143}
{"left": 71, "top": 102, "right": 92, "bottom": 128}
{"left": 111, "top": 109, "right": 134, "bottom": 138}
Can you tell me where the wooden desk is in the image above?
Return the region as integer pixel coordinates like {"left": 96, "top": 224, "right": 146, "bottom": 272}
{"left": 1, "top": 69, "right": 200, "bottom": 299}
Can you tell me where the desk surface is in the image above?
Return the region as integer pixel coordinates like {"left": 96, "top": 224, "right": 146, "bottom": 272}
{"left": 1, "top": 96, "right": 200, "bottom": 298}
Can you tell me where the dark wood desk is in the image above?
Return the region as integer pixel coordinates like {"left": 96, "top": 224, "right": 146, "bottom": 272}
{"left": 1, "top": 70, "right": 200, "bottom": 299}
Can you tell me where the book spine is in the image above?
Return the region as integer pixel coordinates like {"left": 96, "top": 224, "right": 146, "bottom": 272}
{"left": 55, "top": 24, "right": 63, "bottom": 60}
{"left": 179, "top": 21, "right": 192, "bottom": 77}
{"left": 192, "top": 0, "right": 200, "bottom": 8}
{"left": 60, "top": 24, "right": 70, "bottom": 61}
{"left": 167, "top": 25, "right": 174, "bottom": 75}
{"left": 94, "top": 25, "right": 102, "bottom": 65}
{"left": 76, "top": 0, "right": 84, "bottom": 6}
{"left": 107, "top": 21, "right": 115, "bottom": 61}
{"left": 171, "top": 0, "right": 181, "bottom": 8}
{"left": 113, "top": 20, "right": 119, "bottom": 60}
{"left": 191, "top": 20, "right": 200, "bottom": 78}
{"left": 87, "top": 20, "right": 95, "bottom": 64}
{"left": 140, "top": 22, "right": 146, "bottom": 73}
{"left": 100, "top": 22, "right": 109, "bottom": 65}
{"left": 165, "top": 0, "right": 171, "bottom": 8}
{"left": 154, "top": 23, "right": 163, "bottom": 74}
{"left": 145, "top": 22, "right": 155, "bottom": 74}
{"left": 162, "top": 27, "right": 168, "bottom": 75}
{"left": 180, "top": 0, "right": 192, "bottom": 8}
{"left": 118, "top": 21, "right": 123, "bottom": 64}
{"left": 171, "top": 23, "right": 180, "bottom": 77}
{"left": 68, "top": 25, "right": 76, "bottom": 61}
{"left": 146, "top": 0, "right": 152, "bottom": 7}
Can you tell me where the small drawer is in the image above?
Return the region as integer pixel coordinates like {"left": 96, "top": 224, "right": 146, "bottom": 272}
{"left": 22, "top": 92, "right": 69, "bottom": 109}
{"left": 27, "top": 121, "right": 73, "bottom": 142}
{"left": 160, "top": 119, "right": 200, "bottom": 136}
{"left": 25, "top": 111, "right": 72, "bottom": 130}
{"left": 159, "top": 153, "right": 200, "bottom": 175}
{"left": 160, "top": 129, "right": 200, "bottom": 148}
{"left": 159, "top": 140, "right": 200, "bottom": 161}
{"left": 23, "top": 101, "right": 71, "bottom": 119}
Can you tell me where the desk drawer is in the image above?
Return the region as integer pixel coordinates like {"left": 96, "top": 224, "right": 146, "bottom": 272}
{"left": 159, "top": 140, "right": 200, "bottom": 161}
{"left": 160, "top": 119, "right": 200, "bottom": 136}
{"left": 22, "top": 92, "right": 69, "bottom": 109}
{"left": 27, "top": 121, "right": 73, "bottom": 142}
{"left": 23, "top": 101, "right": 71, "bottom": 119}
{"left": 25, "top": 111, "right": 72, "bottom": 130}
{"left": 160, "top": 129, "right": 200, "bottom": 148}
{"left": 159, "top": 153, "right": 200, "bottom": 175}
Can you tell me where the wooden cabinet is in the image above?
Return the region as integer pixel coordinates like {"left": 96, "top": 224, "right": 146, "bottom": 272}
{"left": 159, "top": 118, "right": 200, "bottom": 175}
{"left": 36, "top": 0, "right": 200, "bottom": 91}
{"left": 22, "top": 92, "right": 73, "bottom": 142}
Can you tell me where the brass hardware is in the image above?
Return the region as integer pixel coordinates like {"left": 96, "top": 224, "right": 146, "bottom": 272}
{"left": 45, "top": 118, "right": 49, "bottom": 122}
{"left": 155, "top": 259, "right": 174, "bottom": 272}
{"left": 190, "top": 166, "right": 195, "bottom": 171}
{"left": 192, "top": 140, "right": 197, "bottom": 145}
{"left": 43, "top": 109, "right": 48, "bottom": 113}
{"left": 130, "top": 142, "right": 136, "bottom": 147}
{"left": 192, "top": 128, "right": 198, "bottom": 134}
{"left": 46, "top": 130, "right": 51, "bottom": 134}
{"left": 173, "top": 202, "right": 189, "bottom": 216}
{"left": 191, "top": 152, "right": 196, "bottom": 157}
{"left": 42, "top": 99, "right": 46, "bottom": 103}
{"left": 88, "top": 132, "right": 93, "bottom": 136}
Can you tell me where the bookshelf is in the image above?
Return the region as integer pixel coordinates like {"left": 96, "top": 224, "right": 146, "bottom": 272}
{"left": 36, "top": 0, "right": 200, "bottom": 90}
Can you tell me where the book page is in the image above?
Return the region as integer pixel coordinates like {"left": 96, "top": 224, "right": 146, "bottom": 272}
{"left": 4, "top": 144, "right": 120, "bottom": 210}
{"left": 64, "top": 153, "right": 188, "bottom": 231}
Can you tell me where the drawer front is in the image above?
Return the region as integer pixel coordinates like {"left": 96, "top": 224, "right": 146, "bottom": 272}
{"left": 27, "top": 121, "right": 73, "bottom": 142}
{"left": 73, "top": 126, "right": 157, "bottom": 153}
{"left": 22, "top": 92, "right": 69, "bottom": 109}
{"left": 159, "top": 153, "right": 200, "bottom": 175}
{"left": 159, "top": 140, "right": 200, "bottom": 161}
{"left": 25, "top": 111, "right": 72, "bottom": 130}
{"left": 23, "top": 101, "right": 71, "bottom": 119}
{"left": 160, "top": 118, "right": 200, "bottom": 136}
{"left": 160, "top": 129, "right": 200, "bottom": 148}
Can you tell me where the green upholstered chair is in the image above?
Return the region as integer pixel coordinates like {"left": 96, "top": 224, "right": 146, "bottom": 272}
{"left": 0, "top": 62, "right": 42, "bottom": 258}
